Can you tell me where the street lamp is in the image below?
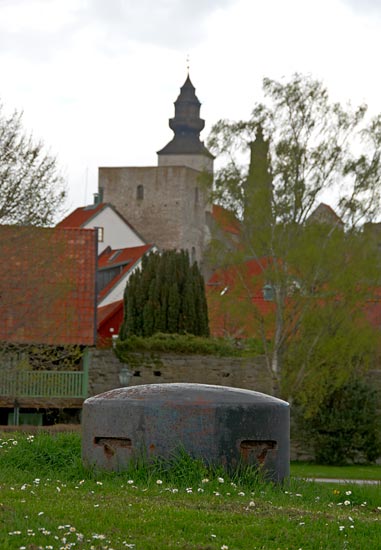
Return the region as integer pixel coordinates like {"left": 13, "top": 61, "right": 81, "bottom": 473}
{"left": 263, "top": 283, "right": 275, "bottom": 301}
{"left": 119, "top": 366, "right": 132, "bottom": 387}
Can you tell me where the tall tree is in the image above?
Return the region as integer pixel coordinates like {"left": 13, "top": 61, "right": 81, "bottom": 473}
{"left": 120, "top": 250, "right": 209, "bottom": 339}
{"left": 207, "top": 74, "right": 381, "bottom": 413}
{"left": 243, "top": 124, "right": 273, "bottom": 254}
{"left": 0, "top": 101, "right": 66, "bottom": 226}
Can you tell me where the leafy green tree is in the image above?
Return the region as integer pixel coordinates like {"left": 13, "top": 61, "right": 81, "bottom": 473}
{"left": 120, "top": 250, "right": 209, "bottom": 338}
{"left": 0, "top": 101, "right": 66, "bottom": 225}
{"left": 298, "top": 378, "right": 381, "bottom": 464}
{"left": 207, "top": 73, "right": 381, "bottom": 412}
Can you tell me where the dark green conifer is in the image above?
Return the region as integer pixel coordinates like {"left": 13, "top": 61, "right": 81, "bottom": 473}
{"left": 182, "top": 267, "right": 196, "bottom": 334}
{"left": 119, "top": 250, "right": 209, "bottom": 338}
{"left": 142, "top": 278, "right": 157, "bottom": 336}
{"left": 243, "top": 124, "right": 273, "bottom": 253}
{"left": 167, "top": 281, "right": 180, "bottom": 333}
{"left": 193, "top": 264, "right": 210, "bottom": 336}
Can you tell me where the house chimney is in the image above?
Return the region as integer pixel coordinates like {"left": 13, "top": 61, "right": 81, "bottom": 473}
{"left": 93, "top": 188, "right": 104, "bottom": 205}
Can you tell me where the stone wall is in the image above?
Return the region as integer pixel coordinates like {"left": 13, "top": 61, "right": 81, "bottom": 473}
{"left": 88, "top": 349, "right": 273, "bottom": 397}
{"left": 157, "top": 153, "right": 213, "bottom": 173}
{"left": 88, "top": 349, "right": 381, "bottom": 404}
{"left": 88, "top": 349, "right": 381, "bottom": 462}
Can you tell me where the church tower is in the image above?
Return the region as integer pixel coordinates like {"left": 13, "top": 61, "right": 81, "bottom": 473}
{"left": 99, "top": 74, "right": 213, "bottom": 266}
{"left": 157, "top": 75, "right": 214, "bottom": 173}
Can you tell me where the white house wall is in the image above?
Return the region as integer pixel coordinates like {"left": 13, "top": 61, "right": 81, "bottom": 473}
{"left": 84, "top": 206, "right": 145, "bottom": 253}
{"left": 98, "top": 274, "right": 129, "bottom": 307}
{"left": 98, "top": 246, "right": 157, "bottom": 307}
{"left": 98, "top": 257, "right": 142, "bottom": 307}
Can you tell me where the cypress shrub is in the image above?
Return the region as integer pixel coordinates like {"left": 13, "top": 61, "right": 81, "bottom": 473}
{"left": 120, "top": 250, "right": 209, "bottom": 338}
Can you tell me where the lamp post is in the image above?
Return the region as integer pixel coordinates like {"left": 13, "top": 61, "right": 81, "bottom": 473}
{"left": 118, "top": 366, "right": 132, "bottom": 387}
{"left": 13, "top": 399, "right": 20, "bottom": 426}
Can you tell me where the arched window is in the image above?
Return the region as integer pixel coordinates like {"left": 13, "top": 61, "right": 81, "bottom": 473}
{"left": 137, "top": 184, "right": 144, "bottom": 200}
{"left": 194, "top": 186, "right": 199, "bottom": 205}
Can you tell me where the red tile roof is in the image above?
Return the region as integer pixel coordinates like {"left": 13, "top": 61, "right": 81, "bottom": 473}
{"left": 364, "top": 292, "right": 381, "bottom": 329}
{"left": 207, "top": 257, "right": 381, "bottom": 339}
{"left": 57, "top": 203, "right": 106, "bottom": 228}
{"left": 212, "top": 204, "right": 241, "bottom": 235}
{"left": 0, "top": 226, "right": 97, "bottom": 345}
{"left": 98, "top": 244, "right": 153, "bottom": 302}
{"left": 207, "top": 257, "right": 276, "bottom": 338}
{"left": 57, "top": 203, "right": 147, "bottom": 244}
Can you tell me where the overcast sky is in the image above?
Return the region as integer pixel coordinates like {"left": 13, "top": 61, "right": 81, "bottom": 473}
{"left": 1, "top": 0, "right": 381, "bottom": 214}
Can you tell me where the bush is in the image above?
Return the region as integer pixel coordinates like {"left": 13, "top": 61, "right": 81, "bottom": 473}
{"left": 115, "top": 332, "right": 244, "bottom": 358}
{"left": 120, "top": 250, "right": 209, "bottom": 339}
{"left": 298, "top": 378, "right": 381, "bottom": 465}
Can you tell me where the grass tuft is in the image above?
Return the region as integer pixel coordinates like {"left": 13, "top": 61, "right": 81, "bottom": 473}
{"left": 0, "top": 431, "right": 83, "bottom": 480}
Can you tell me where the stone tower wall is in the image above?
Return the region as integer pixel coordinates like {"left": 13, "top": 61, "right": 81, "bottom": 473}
{"left": 157, "top": 153, "right": 213, "bottom": 173}
{"left": 99, "top": 165, "right": 212, "bottom": 265}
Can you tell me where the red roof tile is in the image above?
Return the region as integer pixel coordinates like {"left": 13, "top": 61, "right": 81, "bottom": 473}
{"left": 0, "top": 226, "right": 97, "bottom": 345}
{"left": 212, "top": 204, "right": 241, "bottom": 235}
{"left": 207, "top": 257, "right": 381, "bottom": 339}
{"left": 207, "top": 258, "right": 276, "bottom": 338}
{"left": 57, "top": 203, "right": 106, "bottom": 228}
{"left": 364, "top": 293, "right": 381, "bottom": 329}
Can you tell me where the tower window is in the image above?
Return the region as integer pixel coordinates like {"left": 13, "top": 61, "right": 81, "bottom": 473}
{"left": 195, "top": 187, "right": 199, "bottom": 204}
{"left": 137, "top": 185, "right": 144, "bottom": 200}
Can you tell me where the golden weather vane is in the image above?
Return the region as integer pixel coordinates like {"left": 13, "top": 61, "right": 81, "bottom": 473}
{"left": 186, "top": 54, "right": 190, "bottom": 75}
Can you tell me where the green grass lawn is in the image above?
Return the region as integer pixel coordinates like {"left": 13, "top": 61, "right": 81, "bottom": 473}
{"left": 0, "top": 432, "right": 380, "bottom": 550}
{"left": 290, "top": 462, "right": 381, "bottom": 481}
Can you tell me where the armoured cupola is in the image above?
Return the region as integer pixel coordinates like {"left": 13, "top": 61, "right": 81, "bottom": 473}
{"left": 157, "top": 74, "right": 214, "bottom": 172}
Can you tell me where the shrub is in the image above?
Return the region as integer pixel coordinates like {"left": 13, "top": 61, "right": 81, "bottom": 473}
{"left": 119, "top": 250, "right": 209, "bottom": 339}
{"left": 115, "top": 332, "right": 244, "bottom": 359}
{"left": 298, "top": 378, "right": 381, "bottom": 465}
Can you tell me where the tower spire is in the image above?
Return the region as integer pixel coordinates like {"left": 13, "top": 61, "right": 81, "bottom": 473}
{"left": 157, "top": 75, "right": 214, "bottom": 163}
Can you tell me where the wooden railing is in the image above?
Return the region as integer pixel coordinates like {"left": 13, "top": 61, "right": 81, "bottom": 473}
{"left": 0, "top": 349, "right": 90, "bottom": 401}
{"left": 0, "top": 370, "right": 87, "bottom": 398}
